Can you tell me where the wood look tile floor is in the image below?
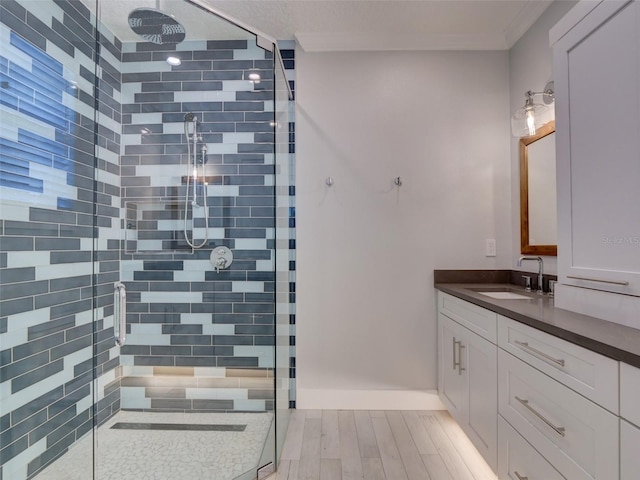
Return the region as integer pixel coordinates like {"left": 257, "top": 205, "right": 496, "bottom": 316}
{"left": 273, "top": 410, "right": 497, "bottom": 480}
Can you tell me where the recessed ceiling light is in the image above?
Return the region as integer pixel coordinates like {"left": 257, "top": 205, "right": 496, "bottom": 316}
{"left": 248, "top": 72, "right": 261, "bottom": 81}
{"left": 140, "top": 128, "right": 151, "bottom": 134}
{"left": 166, "top": 56, "right": 181, "bottom": 66}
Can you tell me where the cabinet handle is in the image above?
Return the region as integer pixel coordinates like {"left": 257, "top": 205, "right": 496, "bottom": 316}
{"left": 515, "top": 396, "right": 565, "bottom": 437}
{"left": 514, "top": 340, "right": 565, "bottom": 367}
{"left": 458, "top": 344, "right": 466, "bottom": 375}
{"left": 514, "top": 472, "right": 528, "bottom": 480}
{"left": 567, "top": 275, "right": 629, "bottom": 286}
{"left": 453, "top": 338, "right": 461, "bottom": 371}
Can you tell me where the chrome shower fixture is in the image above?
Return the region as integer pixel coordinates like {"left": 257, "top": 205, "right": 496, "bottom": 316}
{"left": 183, "top": 114, "right": 209, "bottom": 249}
{"left": 128, "top": 6, "right": 186, "bottom": 45}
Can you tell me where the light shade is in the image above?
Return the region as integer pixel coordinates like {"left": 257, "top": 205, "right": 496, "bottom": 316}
{"left": 511, "top": 83, "right": 555, "bottom": 137}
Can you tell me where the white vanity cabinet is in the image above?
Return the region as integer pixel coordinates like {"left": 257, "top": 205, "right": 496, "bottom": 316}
{"left": 552, "top": 0, "right": 640, "bottom": 296}
{"left": 437, "top": 292, "right": 498, "bottom": 471}
{"left": 620, "top": 362, "right": 640, "bottom": 480}
{"left": 498, "top": 349, "right": 618, "bottom": 480}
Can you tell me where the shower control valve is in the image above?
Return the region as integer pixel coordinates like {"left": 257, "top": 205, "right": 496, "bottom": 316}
{"left": 210, "top": 246, "right": 233, "bottom": 273}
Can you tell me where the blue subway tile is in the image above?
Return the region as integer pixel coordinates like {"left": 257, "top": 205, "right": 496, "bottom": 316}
{"left": 31, "top": 61, "right": 67, "bottom": 94}
{"left": 0, "top": 156, "right": 30, "bottom": 176}
{"left": 18, "top": 99, "right": 68, "bottom": 129}
{"left": 0, "top": 87, "right": 19, "bottom": 110}
{"left": 0, "top": 71, "right": 35, "bottom": 101}
{"left": 0, "top": 136, "right": 53, "bottom": 166}
{"left": 8, "top": 61, "right": 62, "bottom": 103}
{"left": 10, "top": 32, "right": 62, "bottom": 76}
{"left": 0, "top": 172, "right": 43, "bottom": 192}
{"left": 19, "top": 129, "right": 68, "bottom": 157}
{"left": 35, "top": 94, "right": 72, "bottom": 123}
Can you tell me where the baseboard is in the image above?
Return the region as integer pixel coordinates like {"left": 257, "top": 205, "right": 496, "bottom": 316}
{"left": 296, "top": 388, "right": 445, "bottom": 410}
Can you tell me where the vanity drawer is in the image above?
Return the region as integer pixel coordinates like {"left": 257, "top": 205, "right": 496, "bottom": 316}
{"left": 498, "top": 416, "right": 565, "bottom": 480}
{"left": 438, "top": 292, "right": 497, "bottom": 343}
{"left": 498, "top": 316, "right": 618, "bottom": 413}
{"left": 498, "top": 350, "right": 618, "bottom": 480}
{"left": 620, "top": 362, "right": 640, "bottom": 426}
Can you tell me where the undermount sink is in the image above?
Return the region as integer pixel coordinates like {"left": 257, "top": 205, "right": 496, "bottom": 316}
{"left": 475, "top": 291, "right": 533, "bottom": 300}
{"left": 465, "top": 287, "right": 534, "bottom": 300}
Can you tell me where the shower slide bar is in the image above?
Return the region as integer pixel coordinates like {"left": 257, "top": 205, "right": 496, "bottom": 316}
{"left": 114, "top": 282, "right": 127, "bottom": 346}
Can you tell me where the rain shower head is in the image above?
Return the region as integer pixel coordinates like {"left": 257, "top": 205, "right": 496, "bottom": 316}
{"left": 128, "top": 8, "right": 186, "bottom": 45}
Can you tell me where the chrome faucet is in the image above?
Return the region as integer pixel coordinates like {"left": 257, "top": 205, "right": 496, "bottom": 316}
{"left": 518, "top": 256, "right": 544, "bottom": 294}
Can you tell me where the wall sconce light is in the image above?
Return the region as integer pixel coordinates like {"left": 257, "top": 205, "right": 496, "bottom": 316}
{"left": 511, "top": 81, "right": 555, "bottom": 137}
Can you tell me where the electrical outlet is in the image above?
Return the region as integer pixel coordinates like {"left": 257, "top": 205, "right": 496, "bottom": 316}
{"left": 485, "top": 238, "right": 496, "bottom": 257}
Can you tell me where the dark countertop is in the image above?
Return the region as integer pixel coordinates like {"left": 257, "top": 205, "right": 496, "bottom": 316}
{"left": 436, "top": 282, "right": 640, "bottom": 368}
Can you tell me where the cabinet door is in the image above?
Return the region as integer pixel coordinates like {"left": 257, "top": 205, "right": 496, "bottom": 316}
{"left": 438, "top": 313, "right": 466, "bottom": 422}
{"left": 554, "top": 0, "right": 640, "bottom": 296}
{"left": 621, "top": 419, "right": 640, "bottom": 480}
{"left": 465, "top": 328, "right": 498, "bottom": 471}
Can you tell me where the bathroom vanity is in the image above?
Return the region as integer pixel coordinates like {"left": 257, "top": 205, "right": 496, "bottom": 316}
{"left": 435, "top": 281, "right": 640, "bottom": 480}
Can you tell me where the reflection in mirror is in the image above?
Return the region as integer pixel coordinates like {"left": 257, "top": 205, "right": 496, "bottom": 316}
{"left": 520, "top": 121, "right": 557, "bottom": 256}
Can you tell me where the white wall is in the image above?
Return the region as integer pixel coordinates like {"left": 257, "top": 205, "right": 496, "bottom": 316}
{"left": 295, "top": 49, "right": 511, "bottom": 408}
{"left": 509, "top": 0, "right": 577, "bottom": 276}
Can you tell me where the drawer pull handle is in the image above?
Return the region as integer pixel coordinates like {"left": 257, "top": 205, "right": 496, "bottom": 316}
{"left": 514, "top": 340, "right": 565, "bottom": 367}
{"left": 567, "top": 275, "right": 629, "bottom": 286}
{"left": 515, "top": 396, "right": 565, "bottom": 437}
{"left": 514, "top": 472, "right": 528, "bottom": 480}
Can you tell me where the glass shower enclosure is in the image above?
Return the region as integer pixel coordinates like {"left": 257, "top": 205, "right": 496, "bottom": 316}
{"left": 0, "top": 0, "right": 293, "bottom": 479}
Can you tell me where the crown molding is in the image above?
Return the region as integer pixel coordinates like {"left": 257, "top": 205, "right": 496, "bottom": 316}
{"left": 504, "top": 0, "right": 554, "bottom": 48}
{"left": 295, "top": 32, "right": 511, "bottom": 53}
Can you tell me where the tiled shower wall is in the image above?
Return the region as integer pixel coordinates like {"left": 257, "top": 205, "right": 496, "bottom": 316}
{"left": 117, "top": 38, "right": 281, "bottom": 412}
{"left": 0, "top": 1, "right": 122, "bottom": 478}
{"left": 1, "top": 0, "right": 296, "bottom": 477}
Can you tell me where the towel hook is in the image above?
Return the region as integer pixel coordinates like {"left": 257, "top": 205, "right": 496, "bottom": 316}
{"left": 394, "top": 176, "right": 402, "bottom": 187}
{"left": 325, "top": 177, "right": 334, "bottom": 187}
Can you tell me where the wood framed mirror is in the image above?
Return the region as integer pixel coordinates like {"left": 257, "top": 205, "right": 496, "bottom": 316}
{"left": 520, "top": 121, "right": 557, "bottom": 256}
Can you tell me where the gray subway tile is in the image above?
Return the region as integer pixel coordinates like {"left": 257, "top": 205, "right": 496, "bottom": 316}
{"left": 0, "top": 435, "right": 29, "bottom": 463}
{"left": 34, "top": 289, "right": 81, "bottom": 309}
{"left": 0, "top": 297, "right": 33, "bottom": 317}
{"left": 191, "top": 346, "right": 233, "bottom": 356}
{"left": 12, "top": 333, "right": 65, "bottom": 361}
{"left": 217, "top": 357, "right": 259, "bottom": 367}
{"left": 29, "top": 208, "right": 76, "bottom": 225}
{"left": 161, "top": 324, "right": 202, "bottom": 335}
{"left": 0, "top": 409, "right": 47, "bottom": 450}
{"left": 50, "top": 299, "right": 92, "bottom": 319}
{"left": 0, "top": 237, "right": 34, "bottom": 251}
{"left": 170, "top": 335, "right": 212, "bottom": 346}
{"left": 35, "top": 238, "right": 81, "bottom": 251}
{"left": 4, "top": 221, "right": 58, "bottom": 237}
{"left": 175, "top": 357, "right": 216, "bottom": 367}
{"left": 28, "top": 316, "right": 76, "bottom": 340}
{"left": 212, "top": 335, "right": 253, "bottom": 346}
{"left": 11, "top": 359, "right": 64, "bottom": 393}
{"left": 0, "top": 280, "right": 48, "bottom": 301}
{"left": 50, "top": 335, "right": 92, "bottom": 360}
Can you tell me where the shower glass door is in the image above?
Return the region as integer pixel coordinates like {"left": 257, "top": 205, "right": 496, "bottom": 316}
{"left": 0, "top": 0, "right": 291, "bottom": 479}
{"left": 92, "top": 1, "right": 280, "bottom": 479}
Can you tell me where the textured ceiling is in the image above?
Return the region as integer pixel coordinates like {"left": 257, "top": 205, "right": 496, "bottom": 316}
{"left": 82, "top": 0, "right": 554, "bottom": 51}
